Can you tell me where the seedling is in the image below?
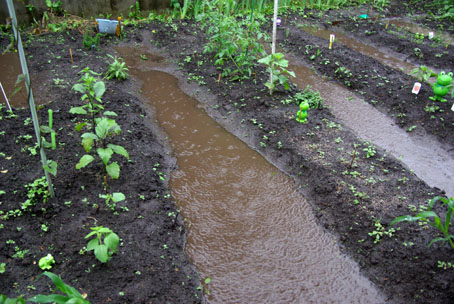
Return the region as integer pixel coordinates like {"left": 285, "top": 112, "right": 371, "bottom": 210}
{"left": 105, "top": 54, "right": 129, "bottom": 80}
{"left": 258, "top": 52, "right": 295, "bottom": 95}
{"left": 85, "top": 226, "right": 119, "bottom": 263}
{"left": 70, "top": 68, "right": 106, "bottom": 130}
{"left": 99, "top": 192, "right": 125, "bottom": 211}
{"left": 75, "top": 117, "right": 129, "bottom": 187}
{"left": 391, "top": 196, "right": 454, "bottom": 250}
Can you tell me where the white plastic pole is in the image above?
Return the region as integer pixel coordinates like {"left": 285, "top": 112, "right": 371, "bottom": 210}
{"left": 0, "top": 82, "right": 12, "bottom": 111}
{"left": 270, "top": 0, "right": 278, "bottom": 95}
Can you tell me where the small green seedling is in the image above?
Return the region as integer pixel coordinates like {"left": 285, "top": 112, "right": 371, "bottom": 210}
{"left": 391, "top": 196, "right": 454, "bottom": 249}
{"left": 85, "top": 226, "right": 119, "bottom": 263}
{"left": 38, "top": 254, "right": 55, "bottom": 270}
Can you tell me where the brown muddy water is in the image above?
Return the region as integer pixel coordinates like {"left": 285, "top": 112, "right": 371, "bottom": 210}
{"left": 117, "top": 47, "right": 384, "bottom": 303}
{"left": 287, "top": 60, "right": 454, "bottom": 197}
{"left": 298, "top": 25, "right": 417, "bottom": 73}
{"left": 388, "top": 19, "right": 454, "bottom": 46}
{"left": 0, "top": 52, "right": 44, "bottom": 108}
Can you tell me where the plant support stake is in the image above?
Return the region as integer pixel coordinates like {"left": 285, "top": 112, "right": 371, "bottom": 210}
{"left": 0, "top": 81, "right": 12, "bottom": 112}
{"left": 270, "top": 0, "right": 278, "bottom": 95}
{"left": 6, "top": 0, "right": 54, "bottom": 197}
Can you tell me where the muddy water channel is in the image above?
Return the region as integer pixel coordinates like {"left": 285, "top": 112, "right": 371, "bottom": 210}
{"left": 299, "top": 25, "right": 416, "bottom": 72}
{"left": 388, "top": 19, "right": 454, "bottom": 46}
{"left": 118, "top": 47, "right": 384, "bottom": 303}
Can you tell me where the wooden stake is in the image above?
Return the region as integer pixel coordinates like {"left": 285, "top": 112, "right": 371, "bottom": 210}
{"left": 349, "top": 147, "right": 357, "bottom": 169}
{"left": 374, "top": 15, "right": 379, "bottom": 24}
{"left": 69, "top": 48, "right": 74, "bottom": 64}
{"left": 218, "top": 73, "right": 221, "bottom": 85}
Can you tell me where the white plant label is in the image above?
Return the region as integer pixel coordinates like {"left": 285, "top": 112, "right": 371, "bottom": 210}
{"left": 276, "top": 18, "right": 281, "bottom": 26}
{"left": 330, "top": 34, "right": 335, "bottom": 43}
{"left": 451, "top": 103, "right": 454, "bottom": 111}
{"left": 412, "top": 82, "right": 421, "bottom": 94}
{"left": 429, "top": 32, "right": 434, "bottom": 39}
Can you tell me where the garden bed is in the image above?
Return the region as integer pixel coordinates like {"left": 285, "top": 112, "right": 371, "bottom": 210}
{"left": 1, "top": 1, "right": 454, "bottom": 303}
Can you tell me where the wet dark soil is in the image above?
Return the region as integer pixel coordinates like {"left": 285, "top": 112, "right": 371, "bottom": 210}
{"left": 0, "top": 31, "right": 202, "bottom": 303}
{"left": 1, "top": 1, "right": 454, "bottom": 303}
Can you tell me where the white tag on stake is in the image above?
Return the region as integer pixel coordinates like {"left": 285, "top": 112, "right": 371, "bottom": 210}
{"left": 412, "top": 82, "right": 421, "bottom": 94}
{"left": 429, "top": 32, "right": 434, "bottom": 39}
{"left": 451, "top": 103, "right": 454, "bottom": 111}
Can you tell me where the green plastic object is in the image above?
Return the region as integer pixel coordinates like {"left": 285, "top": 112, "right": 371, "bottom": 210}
{"left": 430, "top": 71, "right": 453, "bottom": 102}
{"left": 39, "top": 254, "right": 55, "bottom": 270}
{"left": 296, "top": 102, "right": 309, "bottom": 123}
{"left": 358, "top": 14, "right": 368, "bottom": 19}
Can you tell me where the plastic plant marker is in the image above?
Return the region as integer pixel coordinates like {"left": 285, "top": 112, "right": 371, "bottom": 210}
{"left": 412, "top": 82, "right": 421, "bottom": 94}
{"left": 451, "top": 103, "right": 454, "bottom": 111}
{"left": 429, "top": 32, "right": 434, "bottom": 40}
{"left": 385, "top": 20, "right": 389, "bottom": 29}
{"left": 329, "top": 34, "right": 335, "bottom": 50}
{"left": 276, "top": 18, "right": 281, "bottom": 26}
{"left": 358, "top": 14, "right": 368, "bottom": 19}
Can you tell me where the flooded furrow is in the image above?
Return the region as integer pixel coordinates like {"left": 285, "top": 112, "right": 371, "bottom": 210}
{"left": 388, "top": 18, "right": 454, "bottom": 46}
{"left": 118, "top": 47, "right": 384, "bottom": 303}
{"left": 287, "top": 59, "right": 454, "bottom": 197}
{"left": 298, "top": 25, "right": 416, "bottom": 73}
{"left": 0, "top": 53, "right": 44, "bottom": 108}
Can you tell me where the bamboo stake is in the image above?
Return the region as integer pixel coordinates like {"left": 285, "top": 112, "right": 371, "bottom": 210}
{"left": 69, "top": 48, "right": 74, "bottom": 64}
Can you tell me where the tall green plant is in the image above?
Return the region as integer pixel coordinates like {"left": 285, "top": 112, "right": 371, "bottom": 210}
{"left": 70, "top": 68, "right": 106, "bottom": 131}
{"left": 391, "top": 196, "right": 454, "bottom": 250}
{"left": 203, "top": 7, "right": 268, "bottom": 80}
{"left": 258, "top": 52, "right": 295, "bottom": 94}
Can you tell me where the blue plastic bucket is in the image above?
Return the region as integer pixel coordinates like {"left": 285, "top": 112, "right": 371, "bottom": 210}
{"left": 96, "top": 19, "right": 118, "bottom": 34}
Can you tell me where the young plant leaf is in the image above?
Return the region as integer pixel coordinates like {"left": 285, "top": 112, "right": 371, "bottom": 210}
{"left": 94, "top": 244, "right": 109, "bottom": 263}
{"left": 97, "top": 147, "right": 113, "bottom": 165}
{"left": 107, "top": 144, "right": 129, "bottom": 160}
{"left": 106, "top": 162, "right": 120, "bottom": 179}
{"left": 76, "top": 155, "right": 94, "bottom": 169}
{"left": 104, "top": 232, "right": 119, "bottom": 252}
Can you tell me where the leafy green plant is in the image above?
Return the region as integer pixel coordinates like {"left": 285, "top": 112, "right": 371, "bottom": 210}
{"left": 411, "top": 65, "right": 437, "bottom": 84}
{"left": 45, "top": 0, "right": 64, "bottom": 15}
{"left": 294, "top": 85, "right": 323, "bottom": 109}
{"left": 99, "top": 192, "right": 125, "bottom": 211}
{"left": 391, "top": 196, "right": 454, "bottom": 249}
{"left": 29, "top": 272, "right": 90, "bottom": 303}
{"left": 76, "top": 117, "right": 129, "bottom": 184}
{"left": 203, "top": 5, "right": 267, "bottom": 80}
{"left": 258, "top": 52, "right": 295, "bottom": 94}
{"left": 21, "top": 177, "right": 49, "bottom": 212}
{"left": 38, "top": 254, "right": 55, "bottom": 270}
{"left": 128, "top": 1, "right": 142, "bottom": 19}
{"left": 105, "top": 54, "right": 129, "bottom": 80}
{"left": 170, "top": 0, "right": 191, "bottom": 19}
{"left": 83, "top": 31, "right": 101, "bottom": 50}
{"left": 0, "top": 262, "right": 5, "bottom": 274}
{"left": 70, "top": 68, "right": 106, "bottom": 130}
{"left": 85, "top": 226, "right": 119, "bottom": 263}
